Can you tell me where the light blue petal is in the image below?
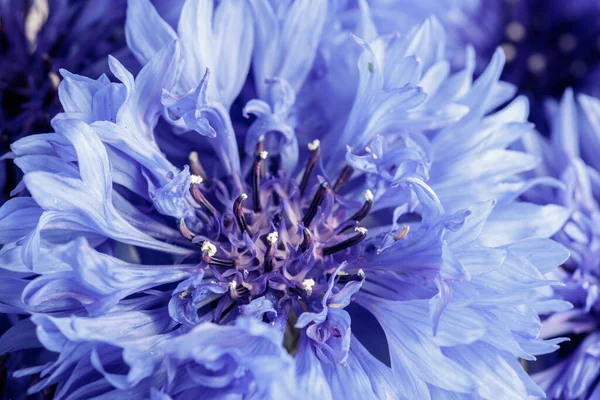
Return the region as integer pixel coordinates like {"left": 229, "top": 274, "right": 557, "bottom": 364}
{"left": 358, "top": 295, "right": 477, "bottom": 396}
{"left": 250, "top": 0, "right": 326, "bottom": 96}
{"left": 480, "top": 202, "right": 571, "bottom": 247}
{"left": 125, "top": 0, "right": 177, "bottom": 65}
{"left": 23, "top": 238, "right": 193, "bottom": 315}
{"left": 0, "top": 197, "right": 43, "bottom": 243}
{"left": 294, "top": 333, "right": 333, "bottom": 400}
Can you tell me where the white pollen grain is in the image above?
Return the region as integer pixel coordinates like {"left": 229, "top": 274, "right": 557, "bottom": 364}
{"left": 355, "top": 227, "right": 368, "bottom": 235}
{"left": 201, "top": 241, "right": 217, "bottom": 257}
{"left": 267, "top": 231, "right": 279, "bottom": 244}
{"left": 190, "top": 175, "right": 204, "bottom": 185}
{"left": 308, "top": 139, "right": 320, "bottom": 151}
{"left": 302, "top": 278, "right": 316, "bottom": 295}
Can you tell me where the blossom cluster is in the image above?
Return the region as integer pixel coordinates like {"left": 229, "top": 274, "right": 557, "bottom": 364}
{"left": 0, "top": 1, "right": 599, "bottom": 399}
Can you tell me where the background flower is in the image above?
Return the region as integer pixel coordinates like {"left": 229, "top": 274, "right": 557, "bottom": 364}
{"left": 0, "top": 0, "right": 135, "bottom": 201}
{"left": 519, "top": 90, "right": 600, "bottom": 399}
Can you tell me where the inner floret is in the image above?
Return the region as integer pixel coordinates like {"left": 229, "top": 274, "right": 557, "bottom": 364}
{"left": 176, "top": 139, "right": 373, "bottom": 327}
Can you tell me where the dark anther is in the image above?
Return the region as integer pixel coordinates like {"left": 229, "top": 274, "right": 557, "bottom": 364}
{"left": 327, "top": 270, "right": 366, "bottom": 284}
{"left": 255, "top": 139, "right": 266, "bottom": 177}
{"left": 322, "top": 227, "right": 368, "bottom": 256}
{"left": 252, "top": 150, "right": 268, "bottom": 212}
{"left": 200, "top": 242, "right": 236, "bottom": 268}
{"left": 299, "top": 139, "right": 321, "bottom": 196}
{"left": 202, "top": 254, "right": 236, "bottom": 268}
{"left": 300, "top": 227, "right": 313, "bottom": 253}
{"left": 178, "top": 218, "right": 196, "bottom": 240}
{"left": 345, "top": 190, "right": 374, "bottom": 223}
{"left": 233, "top": 193, "right": 250, "bottom": 235}
{"left": 189, "top": 151, "right": 210, "bottom": 186}
{"left": 190, "top": 183, "right": 217, "bottom": 216}
{"left": 230, "top": 282, "right": 252, "bottom": 299}
{"left": 332, "top": 164, "right": 354, "bottom": 193}
{"left": 264, "top": 231, "right": 278, "bottom": 272}
{"left": 302, "top": 182, "right": 329, "bottom": 228}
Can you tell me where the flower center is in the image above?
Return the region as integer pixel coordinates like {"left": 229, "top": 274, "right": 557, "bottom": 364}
{"left": 177, "top": 139, "right": 371, "bottom": 327}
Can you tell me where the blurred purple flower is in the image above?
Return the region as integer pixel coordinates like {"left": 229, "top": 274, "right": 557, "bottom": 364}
{"left": 521, "top": 90, "right": 600, "bottom": 399}
{"left": 0, "top": 0, "right": 131, "bottom": 200}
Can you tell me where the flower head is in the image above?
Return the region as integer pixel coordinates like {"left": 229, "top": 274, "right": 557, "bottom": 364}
{"left": 521, "top": 90, "right": 600, "bottom": 399}
{"left": 0, "top": 1, "right": 570, "bottom": 398}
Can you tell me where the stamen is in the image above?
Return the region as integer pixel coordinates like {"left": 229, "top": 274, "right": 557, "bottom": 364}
{"left": 178, "top": 218, "right": 196, "bottom": 240}
{"left": 307, "top": 139, "right": 320, "bottom": 151}
{"left": 229, "top": 281, "right": 250, "bottom": 299}
{"left": 300, "top": 227, "right": 313, "bottom": 253}
{"left": 345, "top": 189, "right": 374, "bottom": 222}
{"left": 322, "top": 227, "right": 368, "bottom": 256}
{"left": 332, "top": 164, "right": 354, "bottom": 193}
{"left": 299, "top": 140, "right": 321, "bottom": 196}
{"left": 327, "top": 268, "right": 366, "bottom": 284}
{"left": 302, "top": 278, "right": 316, "bottom": 295}
{"left": 264, "top": 231, "right": 278, "bottom": 272}
{"left": 190, "top": 175, "right": 203, "bottom": 185}
{"left": 302, "top": 182, "right": 329, "bottom": 228}
{"left": 256, "top": 138, "right": 265, "bottom": 153}
{"left": 189, "top": 151, "right": 210, "bottom": 185}
{"left": 267, "top": 231, "right": 279, "bottom": 244}
{"left": 252, "top": 151, "right": 268, "bottom": 212}
{"left": 256, "top": 138, "right": 268, "bottom": 178}
{"left": 201, "top": 241, "right": 235, "bottom": 268}
{"left": 190, "top": 183, "right": 217, "bottom": 216}
{"left": 394, "top": 225, "right": 410, "bottom": 241}
{"left": 233, "top": 193, "right": 250, "bottom": 235}
{"left": 201, "top": 241, "right": 217, "bottom": 257}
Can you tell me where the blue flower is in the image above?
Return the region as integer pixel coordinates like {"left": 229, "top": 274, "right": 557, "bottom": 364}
{"left": 519, "top": 90, "right": 600, "bottom": 399}
{"left": 0, "top": 1, "right": 570, "bottom": 398}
